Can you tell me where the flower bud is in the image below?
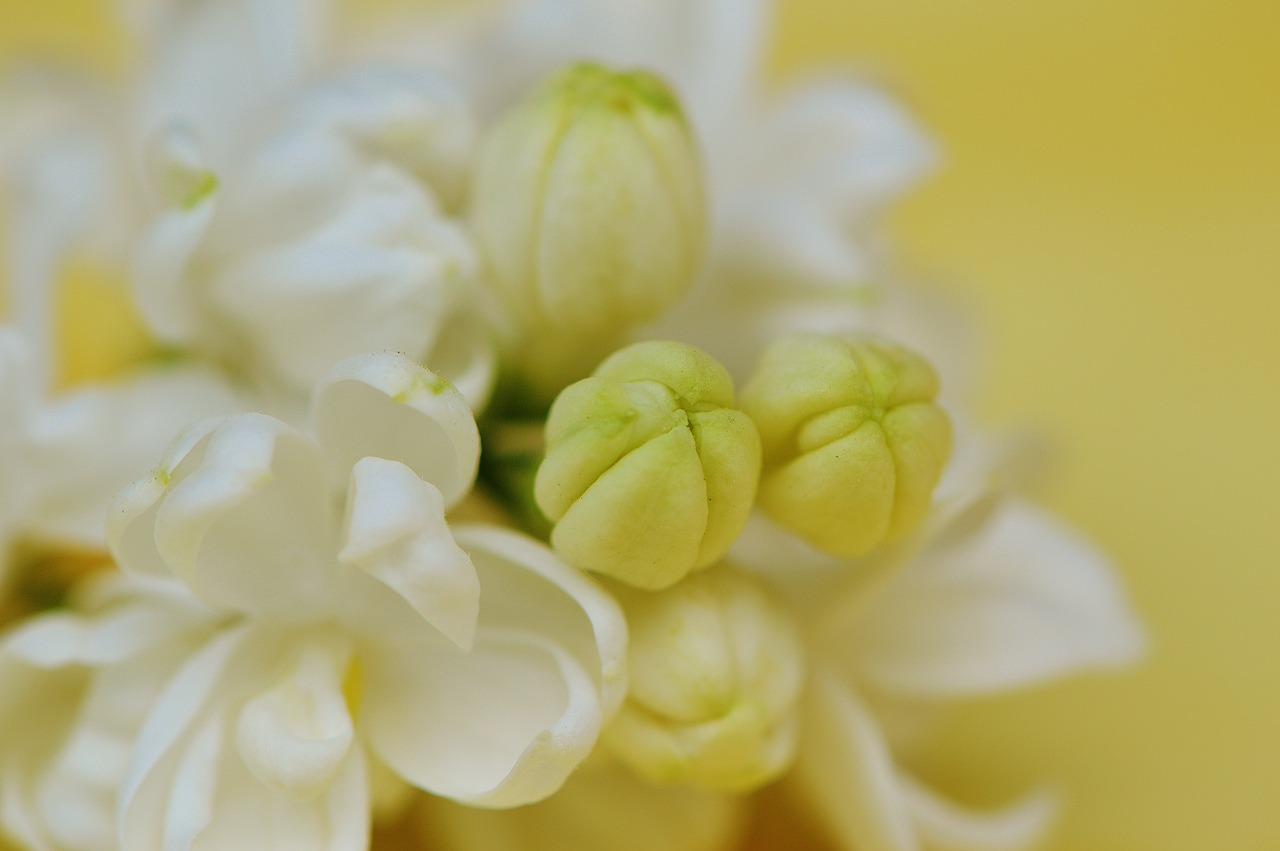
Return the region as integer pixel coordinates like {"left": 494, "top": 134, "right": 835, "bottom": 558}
{"left": 535, "top": 341, "right": 760, "bottom": 590}
{"left": 604, "top": 568, "right": 804, "bottom": 791}
{"left": 741, "top": 334, "right": 952, "bottom": 557}
{"left": 472, "top": 62, "right": 706, "bottom": 338}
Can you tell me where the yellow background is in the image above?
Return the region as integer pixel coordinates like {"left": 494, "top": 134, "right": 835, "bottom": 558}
{"left": 3, "top": 1, "right": 1279, "bottom": 848}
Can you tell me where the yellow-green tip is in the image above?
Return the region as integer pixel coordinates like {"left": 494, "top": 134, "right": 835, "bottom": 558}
{"left": 535, "top": 341, "right": 761, "bottom": 590}
{"left": 740, "top": 334, "right": 953, "bottom": 557}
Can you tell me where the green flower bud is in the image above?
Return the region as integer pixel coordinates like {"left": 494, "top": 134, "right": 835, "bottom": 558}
{"left": 535, "top": 341, "right": 761, "bottom": 590}
{"left": 741, "top": 334, "right": 952, "bottom": 557}
{"left": 603, "top": 568, "right": 804, "bottom": 792}
{"left": 472, "top": 62, "right": 706, "bottom": 338}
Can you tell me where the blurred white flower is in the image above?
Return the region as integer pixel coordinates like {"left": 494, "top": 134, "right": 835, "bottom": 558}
{"left": 128, "top": 0, "right": 494, "bottom": 411}
{"left": 0, "top": 327, "right": 236, "bottom": 598}
{"left": 730, "top": 444, "right": 1146, "bottom": 851}
{"left": 0, "top": 575, "right": 224, "bottom": 851}
{"left": 88, "top": 352, "right": 625, "bottom": 848}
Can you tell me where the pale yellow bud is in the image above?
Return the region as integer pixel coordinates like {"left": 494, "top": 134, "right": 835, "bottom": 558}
{"left": 472, "top": 62, "right": 706, "bottom": 338}
{"left": 535, "top": 341, "right": 761, "bottom": 590}
{"left": 741, "top": 334, "right": 953, "bottom": 557}
{"left": 604, "top": 568, "right": 804, "bottom": 792}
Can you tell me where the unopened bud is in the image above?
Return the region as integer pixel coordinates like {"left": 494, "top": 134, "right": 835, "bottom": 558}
{"left": 535, "top": 341, "right": 760, "bottom": 590}
{"left": 741, "top": 334, "right": 952, "bottom": 557}
{"left": 472, "top": 62, "right": 706, "bottom": 338}
{"left": 604, "top": 568, "right": 804, "bottom": 792}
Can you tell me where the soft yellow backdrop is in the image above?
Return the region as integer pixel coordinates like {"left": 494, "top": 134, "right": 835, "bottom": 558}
{"left": 3, "top": 1, "right": 1278, "bottom": 849}
{"left": 770, "top": 2, "right": 1280, "bottom": 849}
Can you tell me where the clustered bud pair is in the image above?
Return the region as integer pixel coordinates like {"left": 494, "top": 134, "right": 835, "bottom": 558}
{"left": 536, "top": 335, "right": 952, "bottom": 589}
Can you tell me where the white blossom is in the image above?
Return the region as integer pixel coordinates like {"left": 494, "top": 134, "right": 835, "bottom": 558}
{"left": 80, "top": 352, "right": 626, "bottom": 848}
{"left": 127, "top": 0, "right": 494, "bottom": 411}
{"left": 729, "top": 441, "right": 1146, "bottom": 851}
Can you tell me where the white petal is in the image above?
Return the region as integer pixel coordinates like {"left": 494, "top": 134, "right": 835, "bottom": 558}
{"left": 454, "top": 524, "right": 629, "bottom": 720}
{"left": 418, "top": 304, "right": 497, "bottom": 416}
{"left": 339, "top": 457, "right": 478, "bottom": 650}
{"left": 108, "top": 417, "right": 224, "bottom": 583}
{"left": 1, "top": 583, "right": 211, "bottom": 669}
{"left": 132, "top": 124, "right": 218, "bottom": 343}
{"left": 34, "top": 623, "right": 208, "bottom": 851}
{"left": 844, "top": 499, "right": 1146, "bottom": 697}
{"left": 134, "top": 0, "right": 334, "bottom": 158}
{"left": 206, "top": 163, "right": 474, "bottom": 390}
{"left": 313, "top": 351, "right": 480, "bottom": 508}
{"left": 293, "top": 66, "right": 476, "bottom": 207}
{"left": 791, "top": 666, "right": 917, "bottom": 851}
{"left": 118, "top": 624, "right": 253, "bottom": 851}
{"left": 715, "top": 79, "right": 935, "bottom": 293}
{"left": 235, "top": 639, "right": 355, "bottom": 800}
{"left": 151, "top": 414, "right": 339, "bottom": 617}
{"left": 361, "top": 625, "right": 602, "bottom": 808}
{"left": 160, "top": 711, "right": 224, "bottom": 849}
{"left": 900, "top": 774, "right": 1058, "bottom": 851}
{"left": 23, "top": 364, "right": 240, "bottom": 549}
{"left": 188, "top": 740, "right": 369, "bottom": 851}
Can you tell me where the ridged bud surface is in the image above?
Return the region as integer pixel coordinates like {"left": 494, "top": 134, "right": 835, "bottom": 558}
{"left": 536, "top": 342, "right": 760, "bottom": 590}
{"left": 741, "top": 334, "right": 952, "bottom": 557}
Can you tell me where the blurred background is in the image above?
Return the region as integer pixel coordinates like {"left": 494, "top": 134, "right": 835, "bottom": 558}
{"left": 3, "top": 1, "right": 1278, "bottom": 848}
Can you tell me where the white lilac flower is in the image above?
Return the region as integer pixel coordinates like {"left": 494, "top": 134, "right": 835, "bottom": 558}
{"left": 84, "top": 352, "right": 627, "bottom": 848}
{"left": 128, "top": 0, "right": 494, "bottom": 412}
{"left": 0, "top": 327, "right": 236, "bottom": 600}
{"left": 728, "top": 443, "right": 1146, "bottom": 851}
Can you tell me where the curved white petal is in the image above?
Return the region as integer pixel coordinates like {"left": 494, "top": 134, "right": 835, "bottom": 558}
{"left": 454, "top": 524, "right": 629, "bottom": 720}
{"left": 900, "top": 774, "right": 1058, "bottom": 851}
{"left": 293, "top": 66, "right": 476, "bottom": 207}
{"left": 361, "top": 625, "right": 602, "bottom": 808}
{"left": 206, "top": 162, "right": 472, "bottom": 391}
{"left": 419, "top": 754, "right": 747, "bottom": 851}
{"left": 419, "top": 304, "right": 498, "bottom": 416}
{"left": 844, "top": 499, "right": 1146, "bottom": 697}
{"left": 791, "top": 666, "right": 917, "bottom": 851}
{"left": 185, "top": 738, "right": 368, "bottom": 851}
{"left": 338, "top": 457, "right": 478, "bottom": 650}
{"left": 108, "top": 417, "right": 225, "bottom": 582}
{"left": 235, "top": 639, "right": 355, "bottom": 800}
{"left": 313, "top": 352, "right": 480, "bottom": 508}
{"left": 32, "top": 621, "right": 211, "bottom": 851}
{"left": 23, "top": 364, "right": 240, "bottom": 549}
{"left": 715, "top": 79, "right": 935, "bottom": 294}
{"left": 149, "top": 414, "right": 339, "bottom": 617}
{"left": 4, "top": 602, "right": 200, "bottom": 670}
{"left": 132, "top": 124, "right": 219, "bottom": 343}
{"left": 134, "top": 0, "right": 335, "bottom": 159}
{"left": 118, "top": 624, "right": 253, "bottom": 851}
